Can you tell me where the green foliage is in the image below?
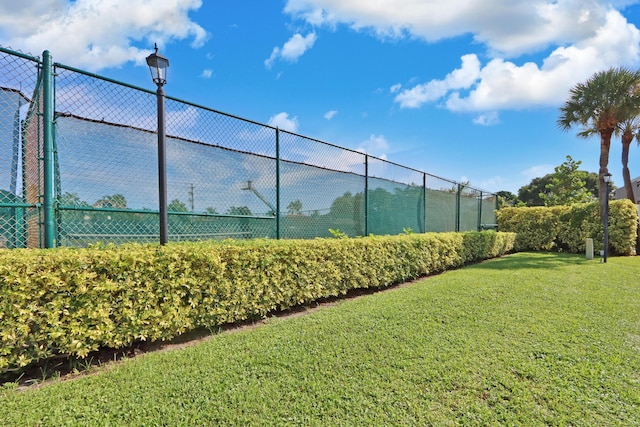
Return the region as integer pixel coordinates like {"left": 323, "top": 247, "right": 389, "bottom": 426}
{"left": 540, "top": 155, "right": 594, "bottom": 206}
{"left": 0, "top": 232, "right": 515, "bottom": 373}
{"left": 286, "top": 199, "right": 303, "bottom": 215}
{"left": 57, "top": 192, "right": 89, "bottom": 207}
{"left": 93, "top": 194, "right": 127, "bottom": 208}
{"left": 226, "top": 206, "right": 252, "bottom": 216}
{"left": 518, "top": 175, "right": 550, "bottom": 206}
{"left": 328, "top": 228, "right": 347, "bottom": 239}
{"left": 496, "top": 190, "right": 523, "bottom": 208}
{"left": 497, "top": 199, "right": 638, "bottom": 254}
{"left": 516, "top": 157, "right": 598, "bottom": 207}
{"left": 496, "top": 206, "right": 561, "bottom": 251}
{"left": 167, "top": 199, "right": 189, "bottom": 213}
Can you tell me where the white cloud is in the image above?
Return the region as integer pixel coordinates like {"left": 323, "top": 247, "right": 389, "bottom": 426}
{"left": 389, "top": 83, "right": 402, "bottom": 93}
{"left": 285, "top": 0, "right": 617, "bottom": 56}
{"left": 0, "top": 0, "right": 208, "bottom": 71}
{"left": 201, "top": 69, "right": 213, "bottom": 78}
{"left": 324, "top": 110, "right": 338, "bottom": 119}
{"left": 394, "top": 54, "right": 480, "bottom": 108}
{"left": 268, "top": 112, "right": 299, "bottom": 132}
{"left": 478, "top": 176, "right": 505, "bottom": 192}
{"left": 357, "top": 134, "right": 389, "bottom": 158}
{"left": 265, "top": 32, "right": 317, "bottom": 68}
{"left": 286, "top": 1, "right": 640, "bottom": 114}
{"left": 473, "top": 111, "right": 500, "bottom": 126}
{"left": 397, "top": 10, "right": 640, "bottom": 113}
{"left": 167, "top": 106, "right": 200, "bottom": 134}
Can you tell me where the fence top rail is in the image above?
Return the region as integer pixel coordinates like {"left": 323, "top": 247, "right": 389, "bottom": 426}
{"left": 0, "top": 45, "right": 40, "bottom": 62}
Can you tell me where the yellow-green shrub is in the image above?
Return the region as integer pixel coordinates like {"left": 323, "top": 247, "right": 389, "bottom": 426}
{"left": 0, "top": 231, "right": 515, "bottom": 373}
{"left": 497, "top": 200, "right": 638, "bottom": 255}
{"left": 495, "top": 206, "right": 562, "bottom": 251}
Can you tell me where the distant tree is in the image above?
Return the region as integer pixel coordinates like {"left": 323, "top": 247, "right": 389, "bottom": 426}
{"left": 286, "top": 199, "right": 303, "bottom": 215}
{"left": 496, "top": 191, "right": 522, "bottom": 208}
{"left": 94, "top": 194, "right": 127, "bottom": 208}
{"left": 205, "top": 207, "right": 219, "bottom": 215}
{"left": 167, "top": 199, "right": 188, "bottom": 213}
{"left": 518, "top": 176, "right": 549, "bottom": 206}
{"left": 328, "top": 192, "right": 364, "bottom": 235}
{"left": 58, "top": 192, "right": 89, "bottom": 207}
{"left": 583, "top": 171, "right": 600, "bottom": 199}
{"left": 517, "top": 157, "right": 601, "bottom": 207}
{"left": 445, "top": 180, "right": 474, "bottom": 196}
{"left": 226, "top": 206, "right": 252, "bottom": 216}
{"left": 540, "top": 156, "right": 594, "bottom": 206}
{"left": 329, "top": 192, "right": 355, "bottom": 215}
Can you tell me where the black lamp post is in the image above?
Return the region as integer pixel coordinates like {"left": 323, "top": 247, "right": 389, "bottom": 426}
{"left": 603, "top": 172, "right": 612, "bottom": 263}
{"left": 146, "top": 44, "right": 170, "bottom": 245}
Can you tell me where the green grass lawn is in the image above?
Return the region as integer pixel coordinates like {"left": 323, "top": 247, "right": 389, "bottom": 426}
{"left": 2, "top": 252, "right": 640, "bottom": 426}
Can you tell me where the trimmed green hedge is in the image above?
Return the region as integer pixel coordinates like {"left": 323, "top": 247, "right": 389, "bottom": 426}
{"left": 496, "top": 199, "right": 638, "bottom": 255}
{"left": 0, "top": 231, "right": 515, "bottom": 373}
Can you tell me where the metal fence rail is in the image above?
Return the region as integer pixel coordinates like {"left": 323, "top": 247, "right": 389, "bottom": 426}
{"left": 0, "top": 46, "right": 498, "bottom": 248}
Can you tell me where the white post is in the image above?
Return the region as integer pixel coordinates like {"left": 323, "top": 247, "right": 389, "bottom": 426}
{"left": 585, "top": 238, "right": 594, "bottom": 260}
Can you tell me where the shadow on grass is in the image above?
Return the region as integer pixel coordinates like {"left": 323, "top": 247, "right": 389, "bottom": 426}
{"left": 471, "top": 252, "right": 594, "bottom": 270}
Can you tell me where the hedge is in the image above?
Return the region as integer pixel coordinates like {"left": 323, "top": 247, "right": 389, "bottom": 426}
{"left": 0, "top": 231, "right": 515, "bottom": 374}
{"left": 496, "top": 199, "right": 638, "bottom": 255}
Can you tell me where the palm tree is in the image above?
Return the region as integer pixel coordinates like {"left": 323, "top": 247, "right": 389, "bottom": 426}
{"left": 286, "top": 199, "right": 303, "bottom": 215}
{"left": 618, "top": 118, "right": 640, "bottom": 204}
{"left": 618, "top": 118, "right": 640, "bottom": 254}
{"left": 558, "top": 67, "right": 640, "bottom": 221}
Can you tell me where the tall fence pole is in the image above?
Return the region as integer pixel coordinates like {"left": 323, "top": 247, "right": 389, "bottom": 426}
{"left": 276, "top": 128, "right": 281, "bottom": 239}
{"left": 422, "top": 173, "right": 427, "bottom": 233}
{"left": 42, "top": 50, "right": 56, "bottom": 248}
{"left": 364, "top": 155, "right": 369, "bottom": 236}
{"left": 477, "top": 191, "right": 483, "bottom": 231}
{"left": 455, "top": 183, "right": 461, "bottom": 232}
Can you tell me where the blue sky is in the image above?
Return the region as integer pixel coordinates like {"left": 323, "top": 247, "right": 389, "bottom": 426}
{"left": 2, "top": 0, "right": 640, "bottom": 194}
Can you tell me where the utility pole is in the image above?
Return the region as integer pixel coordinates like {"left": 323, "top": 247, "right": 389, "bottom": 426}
{"left": 188, "top": 183, "right": 195, "bottom": 212}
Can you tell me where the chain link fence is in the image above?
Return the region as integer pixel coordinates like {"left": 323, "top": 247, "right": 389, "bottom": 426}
{"left": 0, "top": 48, "right": 41, "bottom": 248}
{"left": 0, "top": 46, "right": 498, "bottom": 248}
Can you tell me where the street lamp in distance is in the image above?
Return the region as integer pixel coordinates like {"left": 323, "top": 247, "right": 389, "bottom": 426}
{"left": 603, "top": 172, "right": 612, "bottom": 263}
{"left": 146, "top": 44, "right": 170, "bottom": 245}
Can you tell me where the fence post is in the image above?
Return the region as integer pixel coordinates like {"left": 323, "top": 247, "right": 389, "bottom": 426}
{"left": 455, "top": 183, "right": 461, "bottom": 232}
{"left": 42, "top": 50, "right": 56, "bottom": 248}
{"left": 422, "top": 173, "right": 427, "bottom": 233}
{"left": 364, "top": 154, "right": 369, "bottom": 236}
{"left": 477, "top": 191, "right": 483, "bottom": 231}
{"left": 275, "top": 128, "right": 281, "bottom": 239}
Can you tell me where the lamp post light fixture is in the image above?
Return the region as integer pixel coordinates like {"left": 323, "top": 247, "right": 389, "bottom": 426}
{"left": 146, "top": 44, "right": 170, "bottom": 245}
{"left": 603, "top": 172, "right": 612, "bottom": 263}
